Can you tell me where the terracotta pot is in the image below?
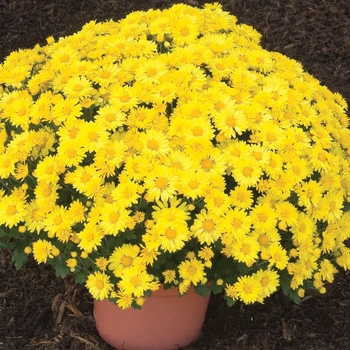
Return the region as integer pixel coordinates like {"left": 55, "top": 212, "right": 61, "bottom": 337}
{"left": 94, "top": 285, "right": 211, "bottom": 350}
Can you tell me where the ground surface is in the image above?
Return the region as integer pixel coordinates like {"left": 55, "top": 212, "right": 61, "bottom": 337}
{"left": 0, "top": 0, "right": 350, "bottom": 349}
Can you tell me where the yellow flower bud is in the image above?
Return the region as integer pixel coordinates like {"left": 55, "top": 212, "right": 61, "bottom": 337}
{"left": 24, "top": 246, "right": 32, "bottom": 254}
{"left": 188, "top": 204, "right": 195, "bottom": 211}
{"left": 46, "top": 36, "right": 55, "bottom": 44}
{"left": 205, "top": 261, "right": 212, "bottom": 268}
{"left": 297, "top": 288, "right": 305, "bottom": 298}
{"left": 186, "top": 251, "right": 196, "bottom": 259}
{"left": 66, "top": 258, "right": 77, "bottom": 268}
{"left": 216, "top": 279, "right": 224, "bottom": 286}
{"left": 18, "top": 226, "right": 26, "bottom": 233}
{"left": 81, "top": 251, "right": 89, "bottom": 259}
{"left": 319, "top": 287, "right": 326, "bottom": 294}
{"left": 313, "top": 278, "right": 323, "bottom": 289}
{"left": 136, "top": 297, "right": 145, "bottom": 307}
{"left": 71, "top": 251, "right": 78, "bottom": 258}
{"left": 51, "top": 247, "right": 60, "bottom": 256}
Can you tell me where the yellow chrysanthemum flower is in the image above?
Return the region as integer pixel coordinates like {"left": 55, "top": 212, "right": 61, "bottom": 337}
{"left": 32, "top": 239, "right": 54, "bottom": 263}
{"left": 178, "top": 258, "right": 206, "bottom": 286}
{"left": 0, "top": 194, "right": 27, "bottom": 229}
{"left": 118, "top": 265, "right": 153, "bottom": 298}
{"left": 234, "top": 275, "right": 261, "bottom": 304}
{"left": 254, "top": 268, "right": 279, "bottom": 299}
{"left": 86, "top": 271, "right": 114, "bottom": 301}
{"left": 108, "top": 244, "right": 140, "bottom": 278}
{"left": 191, "top": 209, "right": 223, "bottom": 245}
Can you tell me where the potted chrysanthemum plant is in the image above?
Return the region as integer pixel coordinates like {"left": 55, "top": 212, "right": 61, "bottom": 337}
{"left": 1, "top": 3, "right": 349, "bottom": 350}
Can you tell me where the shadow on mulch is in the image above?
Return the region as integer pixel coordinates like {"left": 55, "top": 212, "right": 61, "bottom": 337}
{"left": 1, "top": 0, "right": 350, "bottom": 349}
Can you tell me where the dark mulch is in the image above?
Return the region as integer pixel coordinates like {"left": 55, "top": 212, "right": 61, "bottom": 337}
{"left": 0, "top": 0, "right": 350, "bottom": 349}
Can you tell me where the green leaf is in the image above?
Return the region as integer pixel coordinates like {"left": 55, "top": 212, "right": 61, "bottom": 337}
{"left": 236, "top": 262, "right": 250, "bottom": 275}
{"left": 194, "top": 283, "right": 211, "bottom": 297}
{"left": 280, "top": 274, "right": 291, "bottom": 297}
{"left": 52, "top": 257, "right": 71, "bottom": 278}
{"left": 11, "top": 247, "right": 29, "bottom": 270}
{"left": 225, "top": 296, "right": 236, "bottom": 307}
{"left": 288, "top": 290, "right": 301, "bottom": 304}
{"left": 75, "top": 270, "right": 88, "bottom": 284}
{"left": 343, "top": 201, "right": 350, "bottom": 212}
{"left": 211, "top": 282, "right": 224, "bottom": 295}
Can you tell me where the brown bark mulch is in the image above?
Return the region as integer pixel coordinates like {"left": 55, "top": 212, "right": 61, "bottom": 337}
{"left": 1, "top": 1, "right": 350, "bottom": 349}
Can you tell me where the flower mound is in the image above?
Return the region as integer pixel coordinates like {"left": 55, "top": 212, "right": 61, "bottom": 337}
{"left": 0, "top": 3, "right": 349, "bottom": 309}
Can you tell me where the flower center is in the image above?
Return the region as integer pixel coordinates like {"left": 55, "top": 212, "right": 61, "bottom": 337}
{"left": 121, "top": 256, "right": 132, "bottom": 267}
{"left": 18, "top": 107, "right": 27, "bottom": 117}
{"left": 243, "top": 167, "right": 253, "bottom": 177}
{"left": 226, "top": 116, "right": 236, "bottom": 127}
{"left": 269, "top": 159, "right": 277, "bottom": 167}
{"left": 120, "top": 94, "right": 130, "bottom": 103}
{"left": 33, "top": 209, "right": 45, "bottom": 221}
{"left": 258, "top": 234, "right": 269, "bottom": 246}
{"left": 69, "top": 128, "right": 79, "bottom": 139}
{"left": 201, "top": 158, "right": 213, "bottom": 170}
{"left": 43, "top": 186, "right": 52, "bottom": 197}
{"left": 215, "top": 101, "right": 224, "bottom": 111}
{"left": 257, "top": 213, "right": 268, "bottom": 223}
{"left": 261, "top": 276, "right": 270, "bottom": 287}
{"left": 67, "top": 149, "right": 76, "bottom": 158}
{"left": 214, "top": 197, "right": 224, "bottom": 207}
{"left": 307, "top": 190, "right": 314, "bottom": 198}
{"left": 156, "top": 177, "right": 168, "bottom": 189}
{"left": 105, "top": 195, "right": 114, "bottom": 204}
{"left": 188, "top": 180, "right": 199, "bottom": 189}
{"left": 187, "top": 266, "right": 197, "bottom": 275}
{"left": 105, "top": 113, "right": 116, "bottom": 122}
{"left": 88, "top": 131, "right": 98, "bottom": 142}
{"left": 7, "top": 205, "right": 17, "bottom": 216}
{"left": 180, "top": 27, "right": 190, "bottom": 36}
{"left": 73, "top": 84, "right": 84, "bottom": 92}
{"left": 54, "top": 215, "right": 62, "bottom": 225}
{"left": 267, "top": 133, "right": 276, "bottom": 142}
{"left": 305, "top": 260, "right": 312, "bottom": 270}
{"left": 232, "top": 218, "right": 242, "bottom": 229}
{"left": 131, "top": 276, "right": 141, "bottom": 287}
{"left": 203, "top": 220, "right": 215, "bottom": 232}
{"left": 148, "top": 139, "right": 159, "bottom": 150}
{"left": 231, "top": 149, "right": 241, "bottom": 157}
{"left": 329, "top": 201, "right": 336, "bottom": 212}
{"left": 165, "top": 228, "right": 177, "bottom": 239}
{"left": 252, "top": 152, "right": 262, "bottom": 161}
{"left": 81, "top": 173, "right": 91, "bottom": 183}
{"left": 3, "top": 159, "right": 11, "bottom": 168}
{"left": 243, "top": 284, "right": 253, "bottom": 294}
{"left": 236, "top": 192, "right": 246, "bottom": 202}
{"left": 109, "top": 212, "right": 120, "bottom": 223}
{"left": 191, "top": 109, "right": 200, "bottom": 118}
{"left": 241, "top": 244, "right": 251, "bottom": 255}
{"left": 60, "top": 54, "right": 70, "bottom": 63}
{"left": 146, "top": 67, "right": 157, "bottom": 77}
{"left": 63, "top": 106, "right": 72, "bottom": 114}
{"left": 101, "top": 71, "right": 111, "bottom": 79}
{"left": 192, "top": 126, "right": 203, "bottom": 137}
{"left": 95, "top": 280, "right": 104, "bottom": 290}
{"left": 45, "top": 165, "right": 54, "bottom": 175}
